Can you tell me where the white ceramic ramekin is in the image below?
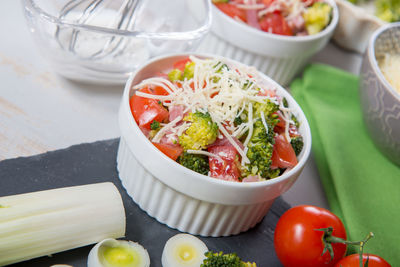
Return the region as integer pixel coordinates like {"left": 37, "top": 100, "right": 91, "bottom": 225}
{"left": 196, "top": 0, "right": 339, "bottom": 86}
{"left": 117, "top": 53, "right": 312, "bottom": 237}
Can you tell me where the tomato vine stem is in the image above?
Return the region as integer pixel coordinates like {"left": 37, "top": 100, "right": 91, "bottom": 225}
{"left": 315, "top": 227, "right": 374, "bottom": 267}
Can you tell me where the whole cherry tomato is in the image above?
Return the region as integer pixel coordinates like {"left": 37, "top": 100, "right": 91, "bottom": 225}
{"left": 274, "top": 205, "right": 347, "bottom": 267}
{"left": 334, "top": 253, "right": 391, "bottom": 267}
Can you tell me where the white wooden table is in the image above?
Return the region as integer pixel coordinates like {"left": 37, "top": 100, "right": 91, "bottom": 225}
{"left": 1, "top": 0, "right": 363, "bottom": 209}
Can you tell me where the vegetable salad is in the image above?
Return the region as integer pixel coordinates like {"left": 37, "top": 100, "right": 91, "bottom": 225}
{"left": 348, "top": 0, "right": 400, "bottom": 22}
{"left": 212, "top": 0, "right": 333, "bottom": 36}
{"left": 130, "top": 56, "right": 304, "bottom": 182}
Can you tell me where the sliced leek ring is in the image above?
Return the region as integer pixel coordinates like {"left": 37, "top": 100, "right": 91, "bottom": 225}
{"left": 88, "top": 238, "right": 150, "bottom": 267}
{"left": 162, "top": 234, "right": 208, "bottom": 267}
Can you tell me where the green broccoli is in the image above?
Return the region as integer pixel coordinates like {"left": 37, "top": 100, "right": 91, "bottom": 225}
{"left": 282, "top": 97, "right": 289, "bottom": 108}
{"left": 291, "top": 114, "right": 300, "bottom": 128}
{"left": 178, "top": 152, "right": 209, "bottom": 175}
{"left": 303, "top": 2, "right": 333, "bottom": 35}
{"left": 179, "top": 112, "right": 219, "bottom": 150}
{"left": 253, "top": 100, "right": 279, "bottom": 119}
{"left": 212, "top": 0, "right": 229, "bottom": 3}
{"left": 290, "top": 136, "right": 304, "bottom": 156}
{"left": 150, "top": 120, "right": 160, "bottom": 130}
{"left": 201, "top": 251, "right": 257, "bottom": 267}
{"left": 242, "top": 119, "right": 280, "bottom": 179}
{"left": 183, "top": 61, "right": 195, "bottom": 80}
{"left": 168, "top": 68, "right": 182, "bottom": 82}
{"left": 376, "top": 0, "right": 400, "bottom": 22}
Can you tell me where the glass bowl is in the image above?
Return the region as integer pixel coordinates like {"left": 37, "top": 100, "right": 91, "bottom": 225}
{"left": 22, "top": 0, "right": 211, "bottom": 84}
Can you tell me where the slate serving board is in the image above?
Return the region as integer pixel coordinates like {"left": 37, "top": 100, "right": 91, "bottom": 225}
{"left": 0, "top": 138, "right": 289, "bottom": 267}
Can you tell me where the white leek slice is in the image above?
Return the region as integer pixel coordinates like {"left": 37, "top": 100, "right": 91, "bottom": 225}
{"left": 162, "top": 234, "right": 208, "bottom": 267}
{"left": 88, "top": 238, "right": 150, "bottom": 267}
{"left": 0, "top": 182, "right": 126, "bottom": 266}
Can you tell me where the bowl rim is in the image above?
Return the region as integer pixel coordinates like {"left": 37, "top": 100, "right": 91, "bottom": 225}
{"left": 368, "top": 22, "right": 400, "bottom": 102}
{"left": 22, "top": 0, "right": 212, "bottom": 40}
{"left": 211, "top": 0, "right": 339, "bottom": 43}
{"left": 120, "top": 52, "right": 312, "bottom": 192}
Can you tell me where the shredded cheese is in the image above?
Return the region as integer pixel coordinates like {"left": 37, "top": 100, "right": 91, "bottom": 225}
{"left": 152, "top": 116, "right": 182, "bottom": 143}
{"left": 133, "top": 56, "right": 296, "bottom": 169}
{"left": 186, "top": 149, "right": 223, "bottom": 162}
{"left": 260, "top": 111, "right": 269, "bottom": 135}
{"left": 378, "top": 53, "right": 400, "bottom": 94}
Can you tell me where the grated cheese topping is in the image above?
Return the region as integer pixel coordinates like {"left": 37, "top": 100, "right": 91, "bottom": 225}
{"left": 133, "top": 56, "right": 298, "bottom": 169}
{"left": 378, "top": 53, "right": 400, "bottom": 94}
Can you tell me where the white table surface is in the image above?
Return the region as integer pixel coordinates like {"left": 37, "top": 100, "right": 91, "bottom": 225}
{"left": 1, "top": 0, "right": 363, "bottom": 210}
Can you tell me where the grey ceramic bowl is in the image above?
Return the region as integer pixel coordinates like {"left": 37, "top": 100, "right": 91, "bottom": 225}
{"left": 360, "top": 22, "right": 400, "bottom": 166}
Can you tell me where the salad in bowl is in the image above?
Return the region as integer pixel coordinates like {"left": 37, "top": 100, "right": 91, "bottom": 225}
{"left": 117, "top": 54, "right": 311, "bottom": 236}
{"left": 213, "top": 0, "right": 333, "bottom": 36}
{"left": 129, "top": 56, "right": 304, "bottom": 182}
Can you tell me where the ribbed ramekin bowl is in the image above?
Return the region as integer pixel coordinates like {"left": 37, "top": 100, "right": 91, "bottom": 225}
{"left": 197, "top": 0, "right": 338, "bottom": 86}
{"left": 117, "top": 53, "right": 312, "bottom": 237}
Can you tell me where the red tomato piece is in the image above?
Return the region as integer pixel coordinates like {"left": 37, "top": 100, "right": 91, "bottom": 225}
{"left": 152, "top": 85, "right": 170, "bottom": 96}
{"left": 173, "top": 58, "right": 191, "bottom": 71}
{"left": 130, "top": 87, "right": 169, "bottom": 130}
{"left": 262, "top": 0, "right": 275, "bottom": 5}
{"left": 214, "top": 3, "right": 247, "bottom": 22}
{"left": 274, "top": 205, "right": 347, "bottom": 267}
{"left": 258, "top": 89, "right": 276, "bottom": 97}
{"left": 208, "top": 145, "right": 241, "bottom": 181}
{"left": 274, "top": 112, "right": 286, "bottom": 129}
{"left": 259, "top": 12, "right": 293, "bottom": 36}
{"left": 152, "top": 142, "right": 183, "bottom": 161}
{"left": 271, "top": 134, "right": 298, "bottom": 169}
{"left": 334, "top": 254, "right": 391, "bottom": 267}
{"left": 273, "top": 112, "right": 300, "bottom": 137}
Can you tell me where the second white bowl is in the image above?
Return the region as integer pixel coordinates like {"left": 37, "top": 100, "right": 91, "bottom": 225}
{"left": 197, "top": 0, "right": 339, "bottom": 86}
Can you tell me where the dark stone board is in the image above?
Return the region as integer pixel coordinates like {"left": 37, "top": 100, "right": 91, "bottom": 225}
{"left": 0, "top": 138, "right": 288, "bottom": 267}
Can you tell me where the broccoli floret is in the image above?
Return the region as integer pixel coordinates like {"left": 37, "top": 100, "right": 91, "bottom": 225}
{"left": 201, "top": 251, "right": 257, "bottom": 267}
{"left": 168, "top": 69, "right": 182, "bottom": 82}
{"left": 242, "top": 119, "right": 279, "bottom": 179}
{"left": 375, "top": 0, "right": 400, "bottom": 22}
{"left": 178, "top": 152, "right": 209, "bottom": 175}
{"left": 179, "top": 112, "right": 219, "bottom": 150}
{"left": 150, "top": 120, "right": 160, "bottom": 130}
{"left": 303, "top": 2, "right": 333, "bottom": 35}
{"left": 282, "top": 97, "right": 289, "bottom": 108}
{"left": 234, "top": 116, "right": 243, "bottom": 126}
{"left": 253, "top": 100, "right": 279, "bottom": 118}
{"left": 290, "top": 136, "right": 304, "bottom": 156}
{"left": 183, "top": 61, "right": 195, "bottom": 80}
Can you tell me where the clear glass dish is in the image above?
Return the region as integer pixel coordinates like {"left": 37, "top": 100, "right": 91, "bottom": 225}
{"left": 22, "top": 0, "right": 211, "bottom": 84}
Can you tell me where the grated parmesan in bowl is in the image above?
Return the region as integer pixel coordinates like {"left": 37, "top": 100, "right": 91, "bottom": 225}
{"left": 378, "top": 53, "right": 400, "bottom": 95}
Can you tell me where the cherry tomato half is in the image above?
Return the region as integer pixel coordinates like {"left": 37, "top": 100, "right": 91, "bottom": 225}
{"left": 173, "top": 58, "right": 192, "bottom": 72}
{"left": 274, "top": 205, "right": 347, "bottom": 267}
{"left": 271, "top": 134, "right": 298, "bottom": 169}
{"left": 152, "top": 142, "right": 183, "bottom": 161}
{"left": 334, "top": 254, "right": 391, "bottom": 267}
{"left": 208, "top": 145, "right": 241, "bottom": 182}
{"left": 130, "top": 87, "right": 169, "bottom": 130}
{"left": 259, "top": 12, "right": 293, "bottom": 36}
{"left": 214, "top": 3, "right": 247, "bottom": 22}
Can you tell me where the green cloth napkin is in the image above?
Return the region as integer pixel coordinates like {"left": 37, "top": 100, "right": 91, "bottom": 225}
{"left": 290, "top": 64, "right": 400, "bottom": 264}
